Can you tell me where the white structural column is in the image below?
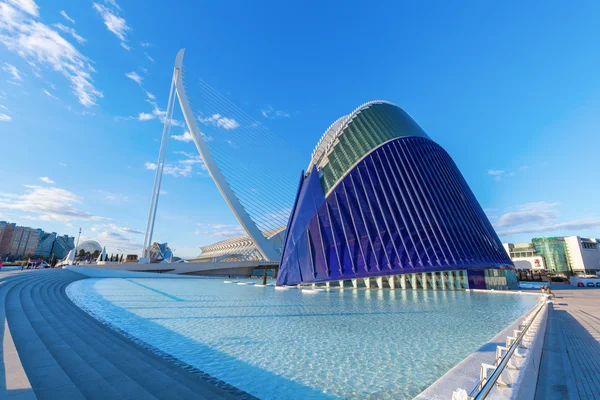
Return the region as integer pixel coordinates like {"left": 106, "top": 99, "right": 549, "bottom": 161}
{"left": 387, "top": 276, "right": 395, "bottom": 289}
{"left": 173, "top": 49, "right": 278, "bottom": 261}
{"left": 142, "top": 58, "right": 179, "bottom": 257}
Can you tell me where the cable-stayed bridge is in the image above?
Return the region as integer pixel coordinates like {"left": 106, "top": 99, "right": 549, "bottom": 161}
{"left": 142, "top": 49, "right": 299, "bottom": 268}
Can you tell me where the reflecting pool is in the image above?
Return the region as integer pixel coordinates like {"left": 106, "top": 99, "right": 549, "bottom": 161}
{"left": 67, "top": 278, "right": 537, "bottom": 399}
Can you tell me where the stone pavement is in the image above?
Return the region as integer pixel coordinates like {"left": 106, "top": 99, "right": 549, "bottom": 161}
{"left": 0, "top": 269, "right": 254, "bottom": 400}
{"left": 536, "top": 289, "right": 600, "bottom": 400}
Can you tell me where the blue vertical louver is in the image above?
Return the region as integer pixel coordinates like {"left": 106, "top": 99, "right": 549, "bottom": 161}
{"left": 277, "top": 133, "right": 513, "bottom": 286}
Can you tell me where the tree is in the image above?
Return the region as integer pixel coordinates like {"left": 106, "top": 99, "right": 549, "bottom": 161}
{"left": 78, "top": 249, "right": 86, "bottom": 258}
{"left": 91, "top": 250, "right": 100, "bottom": 260}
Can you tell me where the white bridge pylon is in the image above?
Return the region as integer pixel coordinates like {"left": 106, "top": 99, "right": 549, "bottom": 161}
{"left": 144, "top": 49, "right": 279, "bottom": 262}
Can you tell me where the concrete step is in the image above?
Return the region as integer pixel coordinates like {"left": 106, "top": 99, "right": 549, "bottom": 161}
{"left": 1, "top": 270, "right": 252, "bottom": 400}
{"left": 43, "top": 274, "right": 244, "bottom": 399}
{"left": 0, "top": 274, "right": 37, "bottom": 399}
{"left": 24, "top": 275, "right": 140, "bottom": 400}
{"left": 5, "top": 276, "right": 85, "bottom": 400}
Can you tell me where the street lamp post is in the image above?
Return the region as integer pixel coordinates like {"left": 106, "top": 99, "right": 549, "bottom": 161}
{"left": 74, "top": 228, "right": 82, "bottom": 265}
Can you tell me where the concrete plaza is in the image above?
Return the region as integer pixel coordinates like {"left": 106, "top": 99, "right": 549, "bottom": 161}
{"left": 536, "top": 288, "right": 600, "bottom": 400}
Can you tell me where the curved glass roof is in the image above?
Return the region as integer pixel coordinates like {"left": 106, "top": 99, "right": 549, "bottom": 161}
{"left": 309, "top": 101, "right": 429, "bottom": 194}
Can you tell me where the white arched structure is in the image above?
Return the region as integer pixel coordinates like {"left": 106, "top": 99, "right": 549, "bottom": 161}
{"left": 173, "top": 49, "right": 279, "bottom": 261}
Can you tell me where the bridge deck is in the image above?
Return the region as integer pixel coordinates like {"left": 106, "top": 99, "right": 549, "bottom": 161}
{"left": 0, "top": 269, "right": 254, "bottom": 400}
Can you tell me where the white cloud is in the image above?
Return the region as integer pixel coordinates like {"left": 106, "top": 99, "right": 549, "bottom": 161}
{"left": 109, "top": 223, "right": 142, "bottom": 234}
{"left": 58, "top": 162, "right": 67, "bottom": 167}
{"left": 96, "top": 230, "right": 142, "bottom": 255}
{"left": 92, "top": 3, "right": 129, "bottom": 48}
{"left": 42, "top": 89, "right": 59, "bottom": 100}
{"left": 39, "top": 176, "right": 54, "bottom": 184}
{"left": 53, "top": 23, "right": 85, "bottom": 44}
{"left": 199, "top": 113, "right": 239, "bottom": 130}
{"left": 138, "top": 112, "right": 154, "bottom": 121}
{"left": 171, "top": 131, "right": 193, "bottom": 142}
{"left": 487, "top": 170, "right": 504, "bottom": 176}
{"left": 159, "top": 190, "right": 167, "bottom": 195}
{"left": 496, "top": 202, "right": 560, "bottom": 228}
{"left": 145, "top": 52, "right": 154, "bottom": 63}
{"left": 261, "top": 105, "right": 290, "bottom": 119}
{"left": 145, "top": 99, "right": 184, "bottom": 127}
{"left": 7, "top": 0, "right": 38, "bottom": 17}
{"left": 497, "top": 218, "right": 600, "bottom": 236}
{"left": 96, "top": 190, "right": 127, "bottom": 202}
{"left": 60, "top": 10, "right": 74, "bottom": 24}
{"left": 104, "top": 0, "right": 120, "bottom": 10}
{"left": 125, "top": 71, "right": 142, "bottom": 85}
{"left": 144, "top": 152, "right": 206, "bottom": 178}
{"left": 144, "top": 161, "right": 192, "bottom": 178}
{"left": 0, "top": 3, "right": 102, "bottom": 107}
{"left": 140, "top": 42, "right": 150, "bottom": 47}
{"left": 120, "top": 42, "right": 130, "bottom": 51}
{"left": 145, "top": 91, "right": 155, "bottom": 100}
{"left": 3, "top": 63, "right": 23, "bottom": 83}
{"left": 195, "top": 223, "right": 244, "bottom": 238}
{"left": 0, "top": 185, "right": 106, "bottom": 223}
{"left": 0, "top": 113, "right": 11, "bottom": 121}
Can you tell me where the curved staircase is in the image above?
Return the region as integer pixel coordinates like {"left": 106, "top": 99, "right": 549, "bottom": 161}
{"left": 0, "top": 269, "right": 253, "bottom": 400}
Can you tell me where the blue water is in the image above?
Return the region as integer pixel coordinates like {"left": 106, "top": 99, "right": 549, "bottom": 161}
{"left": 67, "top": 278, "right": 537, "bottom": 399}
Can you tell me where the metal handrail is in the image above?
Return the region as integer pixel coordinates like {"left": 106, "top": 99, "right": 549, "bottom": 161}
{"left": 469, "top": 298, "right": 546, "bottom": 399}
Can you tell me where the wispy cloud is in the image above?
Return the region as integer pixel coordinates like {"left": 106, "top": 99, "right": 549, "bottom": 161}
{"left": 0, "top": 113, "right": 11, "bottom": 122}
{"left": 109, "top": 223, "right": 142, "bottom": 234}
{"left": 144, "top": 52, "right": 154, "bottom": 63}
{"left": 96, "top": 190, "right": 128, "bottom": 202}
{"left": 92, "top": 2, "right": 130, "bottom": 49}
{"left": 39, "top": 176, "right": 55, "bottom": 184}
{"left": 144, "top": 151, "right": 206, "bottom": 178}
{"left": 261, "top": 105, "right": 290, "bottom": 119}
{"left": 145, "top": 91, "right": 155, "bottom": 100}
{"left": 497, "top": 218, "right": 600, "bottom": 236}
{"left": 195, "top": 223, "right": 245, "bottom": 238}
{"left": 199, "top": 113, "right": 239, "bottom": 130}
{"left": 138, "top": 112, "right": 154, "bottom": 121}
{"left": 0, "top": 185, "right": 106, "bottom": 223}
{"left": 7, "top": 0, "right": 38, "bottom": 17}
{"left": 0, "top": 2, "right": 103, "bottom": 107}
{"left": 42, "top": 89, "right": 59, "bottom": 100}
{"left": 60, "top": 10, "right": 74, "bottom": 24}
{"left": 144, "top": 162, "right": 192, "bottom": 178}
{"left": 496, "top": 202, "right": 560, "bottom": 228}
{"left": 171, "top": 131, "right": 194, "bottom": 142}
{"left": 3, "top": 63, "right": 23, "bottom": 84}
{"left": 58, "top": 162, "right": 67, "bottom": 167}
{"left": 488, "top": 165, "right": 529, "bottom": 181}
{"left": 53, "top": 23, "right": 86, "bottom": 44}
{"left": 125, "top": 71, "right": 142, "bottom": 85}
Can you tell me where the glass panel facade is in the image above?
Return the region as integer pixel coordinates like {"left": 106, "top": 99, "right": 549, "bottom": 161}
{"left": 532, "top": 237, "right": 571, "bottom": 274}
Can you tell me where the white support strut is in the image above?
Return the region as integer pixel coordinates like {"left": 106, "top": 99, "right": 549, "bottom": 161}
{"left": 173, "top": 49, "right": 279, "bottom": 261}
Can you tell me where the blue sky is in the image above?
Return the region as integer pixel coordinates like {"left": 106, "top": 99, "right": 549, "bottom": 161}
{"left": 0, "top": 0, "right": 599, "bottom": 258}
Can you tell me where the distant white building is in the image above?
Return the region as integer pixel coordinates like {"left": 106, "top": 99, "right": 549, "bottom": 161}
{"left": 504, "top": 236, "right": 600, "bottom": 275}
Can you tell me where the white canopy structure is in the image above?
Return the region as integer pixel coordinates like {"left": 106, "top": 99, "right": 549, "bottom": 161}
{"left": 96, "top": 247, "right": 107, "bottom": 263}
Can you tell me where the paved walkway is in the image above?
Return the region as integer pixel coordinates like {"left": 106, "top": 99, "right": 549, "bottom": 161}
{"left": 536, "top": 289, "right": 600, "bottom": 400}
{"left": 0, "top": 269, "right": 254, "bottom": 400}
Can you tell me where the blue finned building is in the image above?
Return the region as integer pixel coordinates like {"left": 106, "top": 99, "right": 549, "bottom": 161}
{"left": 277, "top": 101, "right": 516, "bottom": 290}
